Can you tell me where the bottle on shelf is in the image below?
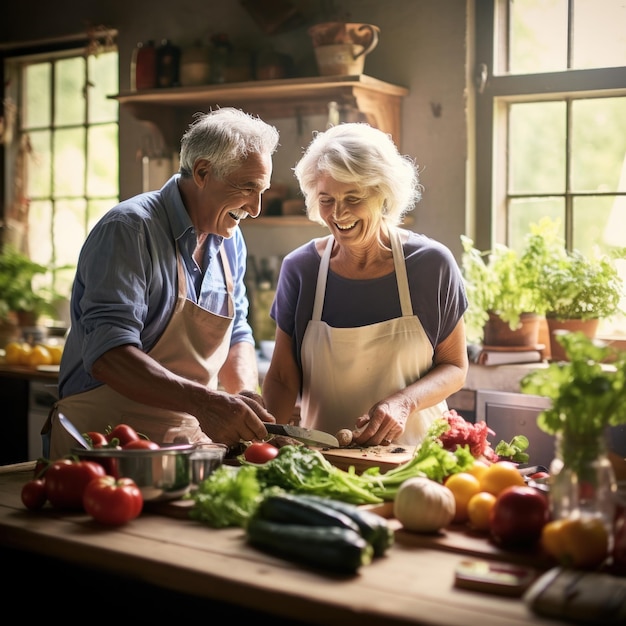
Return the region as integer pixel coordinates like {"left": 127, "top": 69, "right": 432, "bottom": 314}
{"left": 156, "top": 39, "right": 181, "bottom": 88}
{"left": 131, "top": 40, "right": 157, "bottom": 91}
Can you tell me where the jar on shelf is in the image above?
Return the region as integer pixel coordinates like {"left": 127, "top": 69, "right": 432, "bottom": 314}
{"left": 179, "top": 40, "right": 210, "bottom": 87}
{"left": 131, "top": 40, "right": 157, "bottom": 91}
{"left": 156, "top": 39, "right": 181, "bottom": 88}
{"left": 210, "top": 33, "right": 232, "bottom": 84}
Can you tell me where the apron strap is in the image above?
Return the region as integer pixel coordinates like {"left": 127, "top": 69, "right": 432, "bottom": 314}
{"left": 312, "top": 236, "right": 334, "bottom": 322}
{"left": 389, "top": 228, "right": 414, "bottom": 316}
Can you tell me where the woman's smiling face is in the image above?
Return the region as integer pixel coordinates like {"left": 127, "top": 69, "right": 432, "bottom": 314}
{"left": 316, "top": 173, "right": 384, "bottom": 247}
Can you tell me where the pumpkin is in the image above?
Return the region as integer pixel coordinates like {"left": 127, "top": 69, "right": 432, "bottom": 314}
{"left": 394, "top": 476, "right": 456, "bottom": 532}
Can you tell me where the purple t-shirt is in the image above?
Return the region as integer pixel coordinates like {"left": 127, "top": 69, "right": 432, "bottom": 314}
{"left": 270, "top": 230, "right": 468, "bottom": 371}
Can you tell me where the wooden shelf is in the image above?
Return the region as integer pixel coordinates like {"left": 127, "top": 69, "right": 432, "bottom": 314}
{"left": 111, "top": 74, "right": 408, "bottom": 147}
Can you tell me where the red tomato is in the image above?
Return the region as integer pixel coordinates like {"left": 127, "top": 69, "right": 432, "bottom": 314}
{"left": 21, "top": 479, "right": 47, "bottom": 510}
{"left": 83, "top": 476, "right": 143, "bottom": 525}
{"left": 489, "top": 485, "right": 550, "bottom": 547}
{"left": 243, "top": 441, "right": 279, "bottom": 464}
{"left": 85, "top": 431, "right": 109, "bottom": 447}
{"left": 33, "top": 458, "right": 50, "bottom": 479}
{"left": 123, "top": 439, "right": 160, "bottom": 450}
{"left": 44, "top": 459, "right": 107, "bottom": 510}
{"left": 106, "top": 424, "right": 140, "bottom": 446}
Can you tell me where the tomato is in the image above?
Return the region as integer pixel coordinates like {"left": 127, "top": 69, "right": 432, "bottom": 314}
{"left": 33, "top": 458, "right": 50, "bottom": 479}
{"left": 85, "top": 431, "right": 109, "bottom": 447}
{"left": 21, "top": 479, "right": 47, "bottom": 510}
{"left": 83, "top": 476, "right": 143, "bottom": 525}
{"left": 489, "top": 485, "right": 550, "bottom": 547}
{"left": 44, "top": 459, "right": 107, "bottom": 510}
{"left": 541, "top": 517, "right": 609, "bottom": 569}
{"left": 123, "top": 439, "right": 160, "bottom": 450}
{"left": 106, "top": 424, "right": 140, "bottom": 446}
{"left": 243, "top": 441, "right": 279, "bottom": 464}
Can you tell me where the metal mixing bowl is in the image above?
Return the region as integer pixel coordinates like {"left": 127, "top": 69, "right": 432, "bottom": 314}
{"left": 74, "top": 443, "right": 226, "bottom": 502}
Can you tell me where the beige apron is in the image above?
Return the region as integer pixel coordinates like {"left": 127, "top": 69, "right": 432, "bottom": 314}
{"left": 47, "top": 245, "right": 234, "bottom": 458}
{"left": 300, "top": 228, "right": 448, "bottom": 445}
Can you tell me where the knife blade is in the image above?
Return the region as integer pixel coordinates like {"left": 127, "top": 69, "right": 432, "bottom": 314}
{"left": 265, "top": 423, "right": 339, "bottom": 448}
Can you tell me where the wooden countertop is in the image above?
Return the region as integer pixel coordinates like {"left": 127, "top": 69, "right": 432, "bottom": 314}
{"left": 0, "top": 462, "right": 576, "bottom": 626}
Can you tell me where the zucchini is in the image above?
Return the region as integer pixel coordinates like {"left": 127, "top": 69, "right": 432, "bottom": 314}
{"left": 296, "top": 494, "right": 394, "bottom": 557}
{"left": 246, "top": 517, "right": 373, "bottom": 574}
{"left": 255, "top": 493, "right": 361, "bottom": 534}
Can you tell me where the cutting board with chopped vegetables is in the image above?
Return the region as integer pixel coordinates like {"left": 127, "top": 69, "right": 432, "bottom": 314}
{"left": 318, "top": 445, "right": 416, "bottom": 473}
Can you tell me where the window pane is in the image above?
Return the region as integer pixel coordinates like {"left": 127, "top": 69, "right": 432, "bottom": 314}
{"left": 508, "top": 197, "right": 564, "bottom": 251}
{"left": 23, "top": 63, "right": 51, "bottom": 128}
{"left": 55, "top": 56, "right": 85, "bottom": 126}
{"left": 572, "top": 0, "right": 626, "bottom": 69}
{"left": 571, "top": 97, "right": 626, "bottom": 193}
{"left": 53, "top": 198, "right": 87, "bottom": 292}
{"left": 87, "top": 124, "right": 119, "bottom": 196}
{"left": 53, "top": 128, "right": 85, "bottom": 196}
{"left": 510, "top": 0, "right": 568, "bottom": 74}
{"left": 26, "top": 130, "right": 51, "bottom": 197}
{"left": 28, "top": 199, "right": 53, "bottom": 266}
{"left": 573, "top": 195, "right": 621, "bottom": 254}
{"left": 88, "top": 51, "right": 119, "bottom": 123}
{"left": 509, "top": 101, "right": 566, "bottom": 193}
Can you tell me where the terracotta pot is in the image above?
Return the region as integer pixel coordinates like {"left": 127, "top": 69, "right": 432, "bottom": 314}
{"left": 546, "top": 317, "right": 599, "bottom": 362}
{"left": 482, "top": 311, "right": 541, "bottom": 348}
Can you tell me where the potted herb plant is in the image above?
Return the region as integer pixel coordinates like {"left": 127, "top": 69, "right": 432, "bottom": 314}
{"left": 460, "top": 228, "right": 551, "bottom": 346}
{"left": 527, "top": 218, "right": 626, "bottom": 360}
{"left": 0, "top": 246, "right": 58, "bottom": 328}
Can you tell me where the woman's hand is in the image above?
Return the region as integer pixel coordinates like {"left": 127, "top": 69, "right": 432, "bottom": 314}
{"left": 352, "top": 395, "right": 412, "bottom": 446}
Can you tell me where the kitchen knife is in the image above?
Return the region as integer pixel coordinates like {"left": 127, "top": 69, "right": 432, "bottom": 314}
{"left": 265, "top": 423, "right": 339, "bottom": 448}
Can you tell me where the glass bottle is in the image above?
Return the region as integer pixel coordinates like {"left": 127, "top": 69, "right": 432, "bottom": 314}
{"left": 549, "top": 429, "right": 617, "bottom": 537}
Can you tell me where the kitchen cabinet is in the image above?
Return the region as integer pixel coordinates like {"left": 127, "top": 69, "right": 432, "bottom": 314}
{"left": 111, "top": 74, "right": 409, "bottom": 149}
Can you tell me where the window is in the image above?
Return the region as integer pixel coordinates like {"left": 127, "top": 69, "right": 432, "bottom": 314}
{"left": 475, "top": 0, "right": 626, "bottom": 335}
{"left": 2, "top": 30, "right": 118, "bottom": 307}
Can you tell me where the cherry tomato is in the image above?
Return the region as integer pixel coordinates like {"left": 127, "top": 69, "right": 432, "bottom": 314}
{"left": 83, "top": 476, "right": 143, "bottom": 525}
{"left": 243, "top": 441, "right": 279, "bottom": 464}
{"left": 123, "top": 439, "right": 160, "bottom": 450}
{"left": 489, "top": 485, "right": 550, "bottom": 547}
{"left": 106, "top": 424, "right": 140, "bottom": 446}
{"left": 33, "top": 458, "right": 50, "bottom": 479}
{"left": 44, "top": 459, "right": 107, "bottom": 510}
{"left": 21, "top": 479, "right": 47, "bottom": 510}
{"left": 85, "top": 431, "right": 109, "bottom": 447}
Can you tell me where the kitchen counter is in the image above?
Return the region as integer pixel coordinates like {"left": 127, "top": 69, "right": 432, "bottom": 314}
{"left": 0, "top": 461, "right": 574, "bottom": 626}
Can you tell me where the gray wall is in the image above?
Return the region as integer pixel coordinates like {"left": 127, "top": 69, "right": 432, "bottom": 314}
{"left": 1, "top": 0, "right": 472, "bottom": 260}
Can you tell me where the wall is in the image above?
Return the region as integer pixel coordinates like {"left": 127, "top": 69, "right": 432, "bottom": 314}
{"left": 1, "top": 0, "right": 471, "bottom": 260}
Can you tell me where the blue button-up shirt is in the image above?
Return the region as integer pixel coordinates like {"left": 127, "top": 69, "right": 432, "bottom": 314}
{"left": 59, "top": 175, "right": 254, "bottom": 398}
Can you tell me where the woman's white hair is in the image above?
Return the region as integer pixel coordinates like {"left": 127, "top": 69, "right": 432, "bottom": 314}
{"left": 293, "top": 123, "right": 421, "bottom": 227}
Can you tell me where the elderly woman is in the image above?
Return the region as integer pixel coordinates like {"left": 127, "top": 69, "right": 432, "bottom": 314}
{"left": 262, "top": 123, "right": 468, "bottom": 446}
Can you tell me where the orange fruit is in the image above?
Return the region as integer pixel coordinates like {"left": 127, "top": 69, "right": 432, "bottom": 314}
{"left": 18, "top": 342, "right": 33, "bottom": 365}
{"left": 467, "top": 491, "right": 497, "bottom": 531}
{"left": 445, "top": 472, "right": 481, "bottom": 523}
{"left": 479, "top": 461, "right": 524, "bottom": 496}
{"left": 467, "top": 460, "right": 490, "bottom": 483}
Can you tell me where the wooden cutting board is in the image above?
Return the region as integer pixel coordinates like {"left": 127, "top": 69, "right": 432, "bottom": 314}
{"left": 318, "top": 444, "right": 416, "bottom": 473}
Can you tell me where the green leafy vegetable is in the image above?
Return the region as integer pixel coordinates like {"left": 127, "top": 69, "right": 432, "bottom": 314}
{"left": 186, "top": 418, "right": 477, "bottom": 528}
{"left": 494, "top": 435, "right": 530, "bottom": 463}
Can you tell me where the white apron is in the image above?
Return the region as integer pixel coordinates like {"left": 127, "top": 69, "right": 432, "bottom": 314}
{"left": 300, "top": 228, "right": 448, "bottom": 445}
{"left": 47, "top": 245, "right": 234, "bottom": 458}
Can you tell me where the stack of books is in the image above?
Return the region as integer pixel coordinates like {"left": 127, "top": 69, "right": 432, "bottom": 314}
{"left": 475, "top": 344, "right": 546, "bottom": 366}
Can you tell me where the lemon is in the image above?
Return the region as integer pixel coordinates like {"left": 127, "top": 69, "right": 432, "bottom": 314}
{"left": 26, "top": 344, "right": 52, "bottom": 367}
{"left": 46, "top": 345, "right": 63, "bottom": 365}
{"left": 4, "top": 341, "right": 25, "bottom": 365}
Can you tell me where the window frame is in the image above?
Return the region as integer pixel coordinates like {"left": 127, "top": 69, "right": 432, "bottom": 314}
{"left": 474, "top": 0, "right": 626, "bottom": 253}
